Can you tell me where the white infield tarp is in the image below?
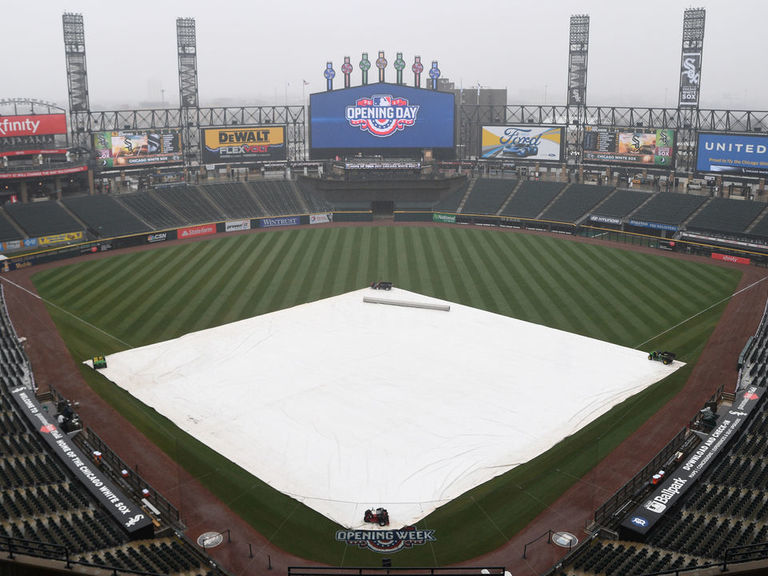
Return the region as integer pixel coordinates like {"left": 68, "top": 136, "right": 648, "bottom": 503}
{"left": 92, "top": 288, "right": 682, "bottom": 528}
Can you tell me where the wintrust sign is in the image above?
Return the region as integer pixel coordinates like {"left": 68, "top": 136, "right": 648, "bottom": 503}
{"left": 0, "top": 114, "right": 67, "bottom": 138}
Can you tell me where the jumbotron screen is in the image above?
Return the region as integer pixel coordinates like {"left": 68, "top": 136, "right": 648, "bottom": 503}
{"left": 582, "top": 127, "right": 675, "bottom": 166}
{"left": 310, "top": 83, "right": 455, "bottom": 152}
{"left": 93, "top": 130, "right": 183, "bottom": 168}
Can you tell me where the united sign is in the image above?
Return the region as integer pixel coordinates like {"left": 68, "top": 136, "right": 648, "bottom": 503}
{"left": 345, "top": 95, "right": 420, "bottom": 137}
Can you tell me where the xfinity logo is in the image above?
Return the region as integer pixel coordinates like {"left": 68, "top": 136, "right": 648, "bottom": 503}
{"left": 0, "top": 118, "right": 41, "bottom": 136}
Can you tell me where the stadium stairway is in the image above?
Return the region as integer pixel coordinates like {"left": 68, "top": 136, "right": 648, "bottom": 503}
{"left": 289, "top": 181, "right": 310, "bottom": 214}
{"left": 242, "top": 182, "right": 271, "bottom": 215}
{"left": 575, "top": 187, "right": 620, "bottom": 225}
{"left": 57, "top": 200, "right": 90, "bottom": 236}
{"left": 745, "top": 203, "right": 768, "bottom": 235}
{"left": 115, "top": 195, "right": 158, "bottom": 232}
{"left": 192, "top": 185, "right": 230, "bottom": 218}
{"left": 534, "top": 182, "right": 571, "bottom": 220}
{"left": 455, "top": 176, "right": 478, "bottom": 214}
{"left": 147, "top": 190, "right": 188, "bottom": 226}
{"left": 495, "top": 179, "right": 524, "bottom": 216}
{"left": 0, "top": 206, "right": 27, "bottom": 241}
{"left": 621, "top": 188, "right": 659, "bottom": 222}
{"left": 680, "top": 195, "right": 715, "bottom": 230}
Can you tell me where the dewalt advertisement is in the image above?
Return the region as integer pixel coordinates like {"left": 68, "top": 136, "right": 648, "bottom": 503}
{"left": 201, "top": 125, "right": 286, "bottom": 163}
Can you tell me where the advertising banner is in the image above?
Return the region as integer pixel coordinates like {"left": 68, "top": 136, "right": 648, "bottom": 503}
{"left": 583, "top": 128, "right": 675, "bottom": 166}
{"left": 310, "top": 83, "right": 454, "bottom": 151}
{"left": 480, "top": 125, "right": 564, "bottom": 161}
{"left": 0, "top": 165, "right": 88, "bottom": 180}
{"left": 621, "top": 387, "right": 764, "bottom": 538}
{"left": 589, "top": 215, "right": 622, "bottom": 225}
{"left": 0, "top": 148, "right": 68, "bottom": 157}
{"left": 681, "top": 231, "right": 768, "bottom": 252}
{"left": 93, "top": 130, "right": 183, "bottom": 168}
{"left": 0, "top": 114, "right": 67, "bottom": 138}
{"left": 309, "top": 213, "right": 333, "bottom": 225}
{"left": 628, "top": 220, "right": 678, "bottom": 232}
{"left": 201, "top": 126, "right": 286, "bottom": 163}
{"left": 225, "top": 219, "right": 251, "bottom": 232}
{"left": 712, "top": 253, "right": 751, "bottom": 265}
{"left": 38, "top": 231, "right": 84, "bottom": 246}
{"left": 433, "top": 213, "right": 457, "bottom": 224}
{"left": 146, "top": 232, "right": 169, "bottom": 244}
{"left": 696, "top": 133, "right": 768, "bottom": 175}
{"left": 679, "top": 51, "right": 702, "bottom": 107}
{"left": 178, "top": 224, "right": 216, "bottom": 239}
{"left": 9, "top": 384, "right": 154, "bottom": 537}
{"left": 259, "top": 216, "right": 300, "bottom": 228}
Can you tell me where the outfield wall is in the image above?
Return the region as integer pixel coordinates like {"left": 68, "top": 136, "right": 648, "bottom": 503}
{"left": 3, "top": 208, "right": 767, "bottom": 273}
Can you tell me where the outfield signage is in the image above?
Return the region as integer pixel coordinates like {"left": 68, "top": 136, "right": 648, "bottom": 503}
{"left": 146, "top": 232, "right": 169, "bottom": 244}
{"left": 2, "top": 238, "right": 39, "bottom": 252}
{"left": 335, "top": 527, "right": 436, "bottom": 553}
{"left": 628, "top": 220, "right": 678, "bottom": 232}
{"left": 589, "top": 215, "right": 622, "bottom": 225}
{"left": 259, "top": 216, "right": 300, "bottom": 228}
{"left": 9, "top": 385, "right": 154, "bottom": 537}
{"left": 696, "top": 133, "right": 768, "bottom": 175}
{"left": 0, "top": 148, "right": 68, "bottom": 157}
{"left": 681, "top": 231, "right": 768, "bottom": 252}
{"left": 38, "top": 231, "right": 84, "bottom": 246}
{"left": 178, "top": 224, "right": 216, "bottom": 239}
{"left": 225, "top": 219, "right": 251, "bottom": 232}
{"left": 201, "top": 126, "right": 286, "bottom": 163}
{"left": 0, "top": 165, "right": 88, "bottom": 180}
{"left": 480, "top": 125, "right": 564, "bottom": 162}
{"left": 621, "top": 386, "right": 764, "bottom": 538}
{"left": 433, "top": 213, "right": 456, "bottom": 224}
{"left": 679, "top": 51, "right": 702, "bottom": 107}
{"left": 309, "top": 213, "right": 333, "bottom": 225}
{"left": 0, "top": 114, "right": 67, "bottom": 138}
{"left": 712, "top": 253, "right": 751, "bottom": 265}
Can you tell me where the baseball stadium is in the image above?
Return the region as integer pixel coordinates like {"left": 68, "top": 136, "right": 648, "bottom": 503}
{"left": 2, "top": 7, "right": 768, "bottom": 576}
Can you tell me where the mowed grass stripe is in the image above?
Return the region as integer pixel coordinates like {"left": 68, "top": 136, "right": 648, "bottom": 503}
{"left": 214, "top": 232, "right": 285, "bottom": 323}
{"left": 131, "top": 239, "right": 232, "bottom": 342}
{"left": 94, "top": 245, "right": 202, "bottom": 333}
{"left": 560, "top": 243, "right": 665, "bottom": 345}
{"left": 545, "top": 241, "right": 630, "bottom": 343}
{"left": 531, "top": 237, "right": 621, "bottom": 340}
{"left": 184, "top": 235, "right": 259, "bottom": 330}
{"left": 451, "top": 229, "right": 510, "bottom": 314}
{"left": 258, "top": 230, "right": 315, "bottom": 313}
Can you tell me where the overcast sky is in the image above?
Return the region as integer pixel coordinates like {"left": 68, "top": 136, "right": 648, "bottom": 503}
{"left": 2, "top": 1, "right": 765, "bottom": 111}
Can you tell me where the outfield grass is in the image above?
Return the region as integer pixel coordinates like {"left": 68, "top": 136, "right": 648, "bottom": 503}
{"left": 32, "top": 226, "right": 741, "bottom": 564}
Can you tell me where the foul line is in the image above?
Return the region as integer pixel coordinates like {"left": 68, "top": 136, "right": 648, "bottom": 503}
{"left": 0, "top": 276, "right": 132, "bottom": 349}
{"left": 635, "top": 274, "right": 768, "bottom": 350}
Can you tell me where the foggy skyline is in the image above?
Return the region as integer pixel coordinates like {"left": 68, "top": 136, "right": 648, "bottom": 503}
{"left": 2, "top": 1, "right": 766, "bottom": 111}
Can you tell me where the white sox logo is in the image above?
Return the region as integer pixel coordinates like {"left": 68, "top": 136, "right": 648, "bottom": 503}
{"left": 681, "top": 56, "right": 700, "bottom": 85}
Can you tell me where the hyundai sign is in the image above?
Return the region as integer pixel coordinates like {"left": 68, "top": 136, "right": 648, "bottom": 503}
{"left": 696, "top": 133, "right": 768, "bottom": 175}
{"left": 310, "top": 83, "right": 454, "bottom": 152}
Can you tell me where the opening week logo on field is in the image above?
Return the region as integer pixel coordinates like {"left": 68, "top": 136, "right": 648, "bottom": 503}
{"left": 335, "top": 527, "right": 436, "bottom": 553}
{"left": 346, "top": 95, "right": 420, "bottom": 137}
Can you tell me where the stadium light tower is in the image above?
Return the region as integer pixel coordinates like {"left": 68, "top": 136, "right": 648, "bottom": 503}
{"left": 62, "top": 13, "right": 91, "bottom": 148}
{"left": 176, "top": 17, "right": 200, "bottom": 167}
{"left": 567, "top": 14, "right": 590, "bottom": 179}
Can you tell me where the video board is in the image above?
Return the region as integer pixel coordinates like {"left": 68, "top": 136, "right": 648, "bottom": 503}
{"left": 310, "top": 83, "right": 454, "bottom": 152}
{"left": 92, "top": 130, "right": 183, "bottom": 168}
{"left": 696, "top": 132, "right": 768, "bottom": 175}
{"left": 480, "top": 125, "right": 564, "bottom": 162}
{"left": 582, "top": 127, "right": 675, "bottom": 166}
{"left": 201, "top": 125, "right": 286, "bottom": 163}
